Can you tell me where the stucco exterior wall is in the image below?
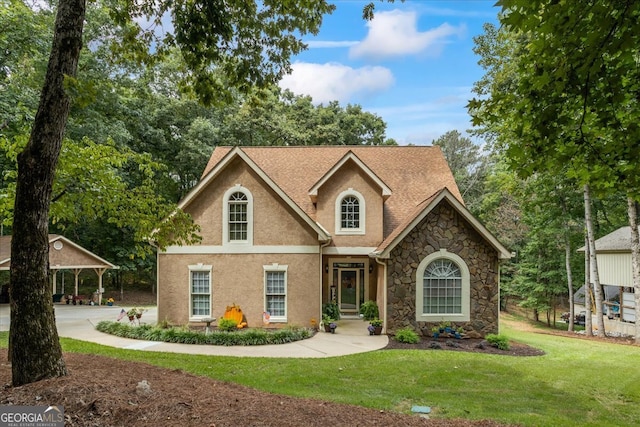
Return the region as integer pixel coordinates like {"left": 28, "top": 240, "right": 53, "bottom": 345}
{"left": 186, "top": 158, "right": 318, "bottom": 246}
{"left": 385, "top": 200, "right": 500, "bottom": 338}
{"left": 159, "top": 156, "right": 323, "bottom": 327}
{"left": 314, "top": 161, "right": 384, "bottom": 247}
{"left": 158, "top": 252, "right": 320, "bottom": 327}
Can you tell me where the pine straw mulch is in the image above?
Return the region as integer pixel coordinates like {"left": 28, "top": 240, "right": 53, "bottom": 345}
{"left": 0, "top": 348, "right": 516, "bottom": 427}
{"left": 384, "top": 336, "right": 546, "bottom": 356}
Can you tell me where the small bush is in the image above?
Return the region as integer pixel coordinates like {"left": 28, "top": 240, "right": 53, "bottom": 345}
{"left": 485, "top": 333, "right": 510, "bottom": 350}
{"left": 218, "top": 318, "right": 238, "bottom": 332}
{"left": 395, "top": 327, "right": 419, "bottom": 344}
{"left": 359, "top": 300, "right": 379, "bottom": 321}
{"left": 322, "top": 302, "right": 340, "bottom": 321}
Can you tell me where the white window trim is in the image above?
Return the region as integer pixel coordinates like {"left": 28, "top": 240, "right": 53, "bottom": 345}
{"left": 222, "top": 185, "right": 253, "bottom": 245}
{"left": 263, "top": 263, "right": 288, "bottom": 323}
{"left": 188, "top": 263, "right": 212, "bottom": 321}
{"left": 334, "top": 188, "right": 365, "bottom": 235}
{"left": 415, "top": 249, "right": 470, "bottom": 322}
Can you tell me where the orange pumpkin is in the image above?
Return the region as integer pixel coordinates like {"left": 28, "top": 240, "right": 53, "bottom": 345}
{"left": 223, "top": 304, "right": 244, "bottom": 325}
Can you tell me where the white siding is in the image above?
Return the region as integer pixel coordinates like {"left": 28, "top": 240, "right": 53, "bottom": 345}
{"left": 596, "top": 252, "right": 632, "bottom": 287}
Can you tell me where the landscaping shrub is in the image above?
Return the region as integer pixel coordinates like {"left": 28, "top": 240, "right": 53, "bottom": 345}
{"left": 395, "top": 327, "right": 419, "bottom": 344}
{"left": 95, "top": 321, "right": 312, "bottom": 346}
{"left": 218, "top": 318, "right": 238, "bottom": 332}
{"left": 322, "top": 301, "right": 340, "bottom": 321}
{"left": 359, "top": 300, "right": 379, "bottom": 321}
{"left": 485, "top": 333, "right": 510, "bottom": 350}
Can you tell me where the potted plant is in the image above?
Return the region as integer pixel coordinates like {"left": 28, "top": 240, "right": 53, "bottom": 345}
{"left": 106, "top": 297, "right": 114, "bottom": 306}
{"left": 455, "top": 327, "right": 464, "bottom": 339}
{"left": 368, "top": 318, "right": 383, "bottom": 335}
{"left": 127, "top": 307, "right": 147, "bottom": 322}
{"left": 322, "top": 314, "right": 336, "bottom": 333}
{"left": 126, "top": 308, "right": 137, "bottom": 322}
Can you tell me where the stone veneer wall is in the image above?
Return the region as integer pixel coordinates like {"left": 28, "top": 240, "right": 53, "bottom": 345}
{"left": 386, "top": 200, "right": 499, "bottom": 338}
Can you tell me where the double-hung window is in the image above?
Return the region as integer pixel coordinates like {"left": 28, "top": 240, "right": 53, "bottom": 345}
{"left": 264, "top": 265, "right": 287, "bottom": 322}
{"left": 189, "top": 265, "right": 211, "bottom": 319}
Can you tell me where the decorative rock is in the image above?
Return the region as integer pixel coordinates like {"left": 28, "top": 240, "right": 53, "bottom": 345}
{"left": 136, "top": 380, "right": 152, "bottom": 396}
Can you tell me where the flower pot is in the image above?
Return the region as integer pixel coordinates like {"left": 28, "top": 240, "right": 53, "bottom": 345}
{"left": 432, "top": 332, "right": 439, "bottom": 339}
{"left": 128, "top": 315, "right": 135, "bottom": 321}
{"left": 373, "top": 326, "right": 382, "bottom": 335}
{"left": 136, "top": 314, "right": 142, "bottom": 319}
{"left": 324, "top": 324, "right": 332, "bottom": 333}
{"left": 107, "top": 302, "right": 113, "bottom": 306}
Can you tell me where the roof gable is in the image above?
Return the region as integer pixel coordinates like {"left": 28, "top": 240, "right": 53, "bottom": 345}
{"left": 199, "top": 146, "right": 463, "bottom": 239}
{"left": 308, "top": 151, "right": 391, "bottom": 203}
{"left": 577, "top": 226, "right": 638, "bottom": 253}
{"left": 0, "top": 235, "right": 118, "bottom": 270}
{"left": 181, "top": 147, "right": 331, "bottom": 242}
{"left": 373, "top": 188, "right": 511, "bottom": 260}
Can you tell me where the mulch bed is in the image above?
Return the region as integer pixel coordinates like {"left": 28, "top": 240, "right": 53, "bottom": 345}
{"left": 384, "top": 337, "right": 546, "bottom": 357}
{"left": 0, "top": 349, "right": 516, "bottom": 427}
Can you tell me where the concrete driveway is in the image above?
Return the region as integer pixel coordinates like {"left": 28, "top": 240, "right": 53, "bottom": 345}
{"left": 0, "top": 304, "right": 388, "bottom": 358}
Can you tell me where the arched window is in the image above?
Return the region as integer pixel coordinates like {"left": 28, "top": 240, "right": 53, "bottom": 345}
{"left": 223, "top": 186, "right": 253, "bottom": 244}
{"left": 341, "top": 196, "right": 360, "bottom": 229}
{"left": 335, "top": 189, "right": 365, "bottom": 235}
{"left": 415, "top": 250, "right": 470, "bottom": 322}
{"left": 423, "top": 259, "right": 462, "bottom": 314}
{"left": 228, "top": 192, "right": 248, "bottom": 241}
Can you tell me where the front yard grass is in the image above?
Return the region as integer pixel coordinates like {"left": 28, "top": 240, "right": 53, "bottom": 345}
{"left": 1, "top": 316, "right": 638, "bottom": 426}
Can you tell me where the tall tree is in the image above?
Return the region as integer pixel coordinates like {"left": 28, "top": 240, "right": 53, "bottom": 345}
{"left": 470, "top": 2, "right": 640, "bottom": 336}
{"left": 8, "top": 0, "right": 334, "bottom": 386}
{"left": 432, "top": 130, "right": 488, "bottom": 215}
{"left": 9, "top": 0, "right": 85, "bottom": 386}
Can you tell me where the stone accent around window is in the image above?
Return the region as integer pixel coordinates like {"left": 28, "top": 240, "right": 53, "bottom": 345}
{"left": 385, "top": 200, "right": 499, "bottom": 338}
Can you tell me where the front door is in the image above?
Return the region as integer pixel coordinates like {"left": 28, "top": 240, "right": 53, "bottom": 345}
{"left": 332, "top": 262, "right": 366, "bottom": 315}
{"left": 339, "top": 269, "right": 358, "bottom": 313}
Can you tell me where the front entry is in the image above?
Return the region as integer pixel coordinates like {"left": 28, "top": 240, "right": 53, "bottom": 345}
{"left": 330, "top": 261, "right": 367, "bottom": 315}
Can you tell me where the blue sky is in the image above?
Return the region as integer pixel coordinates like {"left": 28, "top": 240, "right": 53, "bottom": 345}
{"left": 278, "top": 1, "right": 500, "bottom": 145}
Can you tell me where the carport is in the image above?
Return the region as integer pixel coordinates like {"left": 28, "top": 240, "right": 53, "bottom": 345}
{"left": 0, "top": 234, "right": 118, "bottom": 305}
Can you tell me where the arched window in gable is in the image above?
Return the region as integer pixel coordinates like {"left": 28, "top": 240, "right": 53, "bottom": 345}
{"left": 335, "top": 189, "right": 365, "bottom": 235}
{"left": 223, "top": 186, "right": 253, "bottom": 244}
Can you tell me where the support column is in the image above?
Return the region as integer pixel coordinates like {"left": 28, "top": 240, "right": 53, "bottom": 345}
{"left": 94, "top": 268, "right": 106, "bottom": 305}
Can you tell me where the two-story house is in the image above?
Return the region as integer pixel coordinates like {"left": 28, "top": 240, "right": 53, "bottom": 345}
{"left": 157, "top": 146, "right": 510, "bottom": 337}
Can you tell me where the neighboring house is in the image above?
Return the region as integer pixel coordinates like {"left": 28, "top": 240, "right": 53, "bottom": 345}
{"left": 0, "top": 234, "right": 118, "bottom": 304}
{"left": 578, "top": 226, "right": 638, "bottom": 335}
{"left": 157, "top": 146, "right": 510, "bottom": 337}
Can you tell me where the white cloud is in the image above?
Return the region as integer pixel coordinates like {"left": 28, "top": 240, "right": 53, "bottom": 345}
{"left": 279, "top": 62, "right": 394, "bottom": 104}
{"left": 305, "top": 40, "right": 359, "bottom": 48}
{"left": 349, "top": 10, "right": 466, "bottom": 61}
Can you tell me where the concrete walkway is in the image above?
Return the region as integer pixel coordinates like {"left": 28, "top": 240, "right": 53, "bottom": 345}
{"left": 0, "top": 304, "right": 388, "bottom": 358}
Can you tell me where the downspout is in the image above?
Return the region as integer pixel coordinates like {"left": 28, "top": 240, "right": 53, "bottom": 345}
{"left": 375, "top": 256, "right": 387, "bottom": 333}
{"left": 320, "top": 239, "right": 332, "bottom": 324}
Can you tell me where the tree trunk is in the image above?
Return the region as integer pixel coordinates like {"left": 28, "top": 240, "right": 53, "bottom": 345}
{"left": 560, "top": 194, "right": 575, "bottom": 331}
{"left": 565, "top": 232, "right": 575, "bottom": 331}
{"left": 9, "top": 0, "right": 86, "bottom": 386}
{"left": 627, "top": 197, "right": 640, "bottom": 344}
{"left": 584, "top": 235, "right": 593, "bottom": 336}
{"left": 584, "top": 184, "right": 605, "bottom": 337}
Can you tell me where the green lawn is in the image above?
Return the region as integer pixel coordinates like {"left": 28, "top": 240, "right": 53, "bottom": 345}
{"left": 1, "top": 317, "right": 638, "bottom": 427}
